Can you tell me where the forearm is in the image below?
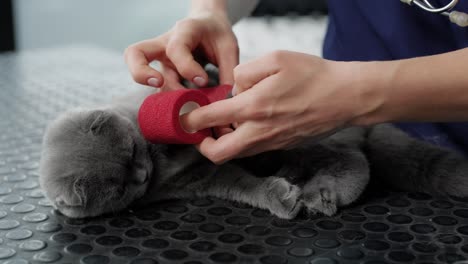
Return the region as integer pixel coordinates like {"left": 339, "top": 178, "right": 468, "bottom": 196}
{"left": 353, "top": 47, "right": 468, "bottom": 125}
{"left": 190, "top": 0, "right": 258, "bottom": 24}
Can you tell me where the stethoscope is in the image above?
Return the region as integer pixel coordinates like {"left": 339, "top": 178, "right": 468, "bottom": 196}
{"left": 401, "top": 0, "right": 468, "bottom": 26}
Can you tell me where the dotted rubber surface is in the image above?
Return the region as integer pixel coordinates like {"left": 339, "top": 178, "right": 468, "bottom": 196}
{"left": 1, "top": 47, "right": 468, "bottom": 264}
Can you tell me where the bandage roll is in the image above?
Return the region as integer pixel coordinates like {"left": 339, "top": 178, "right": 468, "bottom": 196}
{"left": 138, "top": 89, "right": 212, "bottom": 144}
{"left": 199, "top": 84, "right": 233, "bottom": 103}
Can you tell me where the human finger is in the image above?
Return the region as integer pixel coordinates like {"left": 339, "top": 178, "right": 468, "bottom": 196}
{"left": 232, "top": 51, "right": 282, "bottom": 95}
{"left": 124, "top": 42, "right": 166, "bottom": 87}
{"left": 195, "top": 125, "right": 253, "bottom": 164}
{"left": 216, "top": 39, "right": 239, "bottom": 85}
{"left": 166, "top": 27, "right": 208, "bottom": 86}
{"left": 180, "top": 92, "right": 253, "bottom": 132}
{"left": 214, "top": 125, "right": 234, "bottom": 138}
{"left": 159, "top": 64, "right": 185, "bottom": 91}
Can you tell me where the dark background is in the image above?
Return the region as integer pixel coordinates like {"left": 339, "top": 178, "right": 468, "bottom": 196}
{"left": 0, "top": 0, "right": 15, "bottom": 52}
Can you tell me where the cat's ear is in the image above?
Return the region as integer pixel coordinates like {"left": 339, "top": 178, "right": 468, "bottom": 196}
{"left": 88, "top": 110, "right": 112, "bottom": 134}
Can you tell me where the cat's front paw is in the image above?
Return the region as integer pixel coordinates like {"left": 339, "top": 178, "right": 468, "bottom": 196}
{"left": 265, "top": 178, "right": 302, "bottom": 219}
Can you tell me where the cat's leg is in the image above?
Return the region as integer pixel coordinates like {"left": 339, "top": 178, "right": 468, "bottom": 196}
{"left": 203, "top": 167, "right": 303, "bottom": 219}
{"left": 153, "top": 164, "right": 303, "bottom": 219}
{"left": 301, "top": 144, "right": 370, "bottom": 216}
{"left": 366, "top": 124, "right": 468, "bottom": 197}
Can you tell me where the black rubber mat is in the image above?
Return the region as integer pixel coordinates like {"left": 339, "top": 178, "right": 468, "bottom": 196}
{"left": 0, "top": 47, "right": 468, "bottom": 264}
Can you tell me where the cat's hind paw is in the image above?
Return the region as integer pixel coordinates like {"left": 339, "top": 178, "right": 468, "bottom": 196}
{"left": 302, "top": 188, "right": 337, "bottom": 216}
{"left": 265, "top": 178, "right": 302, "bottom": 219}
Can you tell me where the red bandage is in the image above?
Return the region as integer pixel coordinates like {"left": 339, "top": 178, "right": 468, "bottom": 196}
{"left": 137, "top": 85, "right": 232, "bottom": 144}
{"left": 198, "top": 84, "right": 233, "bottom": 102}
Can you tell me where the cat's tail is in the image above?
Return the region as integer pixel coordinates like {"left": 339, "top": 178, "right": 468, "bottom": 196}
{"left": 365, "top": 124, "right": 468, "bottom": 197}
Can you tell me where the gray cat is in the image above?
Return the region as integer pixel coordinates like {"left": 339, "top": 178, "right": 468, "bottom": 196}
{"left": 39, "top": 88, "right": 468, "bottom": 219}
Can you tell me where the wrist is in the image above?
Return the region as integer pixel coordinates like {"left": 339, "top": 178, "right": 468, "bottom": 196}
{"left": 190, "top": 0, "right": 230, "bottom": 21}
{"left": 345, "top": 61, "right": 396, "bottom": 126}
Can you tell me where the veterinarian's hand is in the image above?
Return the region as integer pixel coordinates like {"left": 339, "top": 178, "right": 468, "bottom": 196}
{"left": 124, "top": 6, "right": 238, "bottom": 90}
{"left": 182, "top": 50, "right": 382, "bottom": 163}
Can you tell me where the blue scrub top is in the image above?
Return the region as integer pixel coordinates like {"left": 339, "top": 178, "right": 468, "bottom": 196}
{"left": 323, "top": 0, "right": 468, "bottom": 155}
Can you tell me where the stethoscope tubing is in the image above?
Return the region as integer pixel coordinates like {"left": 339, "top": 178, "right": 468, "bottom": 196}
{"left": 412, "top": 0, "right": 458, "bottom": 13}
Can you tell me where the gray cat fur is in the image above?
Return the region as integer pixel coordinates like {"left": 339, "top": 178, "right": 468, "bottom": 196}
{"left": 39, "top": 87, "right": 468, "bottom": 219}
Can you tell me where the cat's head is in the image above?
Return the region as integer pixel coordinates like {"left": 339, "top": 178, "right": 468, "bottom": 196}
{"left": 39, "top": 109, "right": 153, "bottom": 218}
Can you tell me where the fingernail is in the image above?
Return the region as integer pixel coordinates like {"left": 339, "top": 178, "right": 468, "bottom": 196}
{"left": 193, "top": 76, "right": 206, "bottom": 87}
{"left": 231, "top": 85, "right": 237, "bottom": 96}
{"left": 147, "top": 77, "right": 161, "bottom": 87}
